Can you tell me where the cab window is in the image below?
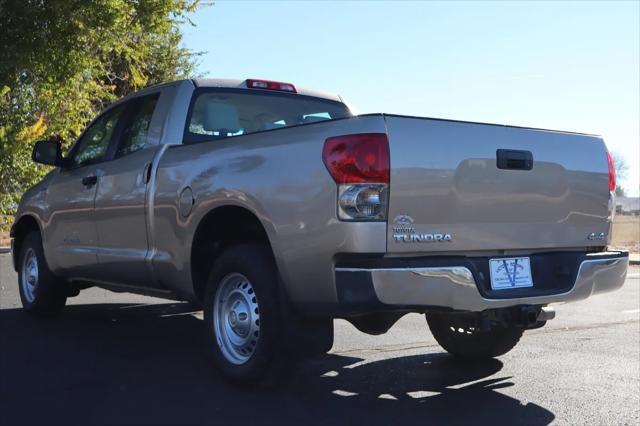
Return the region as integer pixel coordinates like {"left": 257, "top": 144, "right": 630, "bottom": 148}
{"left": 68, "top": 105, "right": 125, "bottom": 168}
{"left": 184, "top": 89, "right": 351, "bottom": 144}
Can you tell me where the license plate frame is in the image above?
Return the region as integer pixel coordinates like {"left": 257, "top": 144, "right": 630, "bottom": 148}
{"left": 489, "top": 257, "right": 533, "bottom": 290}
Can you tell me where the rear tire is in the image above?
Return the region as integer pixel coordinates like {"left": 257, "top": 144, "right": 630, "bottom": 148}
{"left": 203, "top": 244, "right": 285, "bottom": 384}
{"left": 426, "top": 312, "right": 523, "bottom": 359}
{"left": 17, "top": 231, "right": 67, "bottom": 315}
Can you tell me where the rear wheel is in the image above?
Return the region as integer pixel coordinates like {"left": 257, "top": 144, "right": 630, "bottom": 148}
{"left": 203, "top": 244, "right": 284, "bottom": 384}
{"left": 18, "top": 231, "right": 67, "bottom": 315}
{"left": 426, "top": 312, "right": 523, "bottom": 359}
{"left": 213, "top": 272, "right": 262, "bottom": 365}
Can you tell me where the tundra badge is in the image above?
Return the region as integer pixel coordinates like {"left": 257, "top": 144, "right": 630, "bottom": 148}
{"left": 392, "top": 214, "right": 452, "bottom": 243}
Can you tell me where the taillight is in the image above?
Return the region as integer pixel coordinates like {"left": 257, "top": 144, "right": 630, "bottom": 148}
{"left": 323, "top": 133, "right": 390, "bottom": 221}
{"left": 322, "top": 133, "right": 389, "bottom": 184}
{"left": 606, "top": 149, "right": 616, "bottom": 192}
{"left": 246, "top": 79, "right": 296, "bottom": 93}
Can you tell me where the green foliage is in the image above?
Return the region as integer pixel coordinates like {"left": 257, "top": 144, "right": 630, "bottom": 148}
{"left": 0, "top": 0, "right": 202, "bottom": 228}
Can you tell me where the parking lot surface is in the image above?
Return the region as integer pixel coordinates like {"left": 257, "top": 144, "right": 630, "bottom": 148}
{"left": 1, "top": 253, "right": 638, "bottom": 425}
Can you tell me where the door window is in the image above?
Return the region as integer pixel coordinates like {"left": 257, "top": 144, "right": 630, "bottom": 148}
{"left": 116, "top": 94, "right": 160, "bottom": 158}
{"left": 69, "top": 105, "right": 124, "bottom": 168}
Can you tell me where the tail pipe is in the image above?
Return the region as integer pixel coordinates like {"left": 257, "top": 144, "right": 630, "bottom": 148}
{"left": 518, "top": 305, "right": 555, "bottom": 329}
{"left": 537, "top": 306, "right": 556, "bottom": 322}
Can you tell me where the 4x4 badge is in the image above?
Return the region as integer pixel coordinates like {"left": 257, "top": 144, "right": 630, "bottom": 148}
{"left": 587, "top": 232, "right": 606, "bottom": 240}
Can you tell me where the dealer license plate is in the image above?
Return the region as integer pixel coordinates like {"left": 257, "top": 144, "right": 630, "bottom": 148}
{"left": 489, "top": 257, "right": 533, "bottom": 290}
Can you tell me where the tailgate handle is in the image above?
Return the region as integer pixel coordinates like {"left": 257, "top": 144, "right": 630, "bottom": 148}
{"left": 496, "top": 149, "right": 533, "bottom": 171}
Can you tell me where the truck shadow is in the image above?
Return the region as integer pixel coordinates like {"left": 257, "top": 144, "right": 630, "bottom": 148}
{"left": 0, "top": 302, "right": 555, "bottom": 425}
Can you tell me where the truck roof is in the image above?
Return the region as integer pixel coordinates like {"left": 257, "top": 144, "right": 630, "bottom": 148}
{"left": 191, "top": 78, "right": 344, "bottom": 103}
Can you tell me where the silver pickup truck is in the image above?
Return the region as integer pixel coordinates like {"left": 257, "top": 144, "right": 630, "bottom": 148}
{"left": 12, "top": 78, "right": 628, "bottom": 383}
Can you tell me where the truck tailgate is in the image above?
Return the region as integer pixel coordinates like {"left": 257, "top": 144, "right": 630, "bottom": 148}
{"left": 385, "top": 115, "right": 612, "bottom": 253}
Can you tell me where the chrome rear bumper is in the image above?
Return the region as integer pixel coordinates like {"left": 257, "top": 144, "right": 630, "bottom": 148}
{"left": 335, "top": 251, "right": 628, "bottom": 312}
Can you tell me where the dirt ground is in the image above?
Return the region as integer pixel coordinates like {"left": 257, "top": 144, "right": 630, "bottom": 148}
{"left": 611, "top": 215, "right": 640, "bottom": 253}
{"left": 0, "top": 232, "right": 10, "bottom": 247}
{"left": 1, "top": 215, "right": 639, "bottom": 252}
{"left": 0, "top": 215, "right": 9, "bottom": 247}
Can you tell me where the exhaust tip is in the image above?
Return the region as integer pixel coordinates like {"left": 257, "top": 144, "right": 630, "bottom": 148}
{"left": 537, "top": 307, "right": 556, "bottom": 322}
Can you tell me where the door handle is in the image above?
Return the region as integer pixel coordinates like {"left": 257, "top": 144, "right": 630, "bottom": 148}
{"left": 81, "top": 175, "right": 98, "bottom": 187}
{"left": 496, "top": 149, "right": 533, "bottom": 171}
{"left": 142, "top": 162, "right": 152, "bottom": 184}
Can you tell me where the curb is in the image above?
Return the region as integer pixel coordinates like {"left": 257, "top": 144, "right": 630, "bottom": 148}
{"left": 0, "top": 247, "right": 10, "bottom": 254}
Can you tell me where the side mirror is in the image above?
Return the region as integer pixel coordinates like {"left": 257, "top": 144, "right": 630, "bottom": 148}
{"left": 32, "top": 140, "right": 63, "bottom": 167}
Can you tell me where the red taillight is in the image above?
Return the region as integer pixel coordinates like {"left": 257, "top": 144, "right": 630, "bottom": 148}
{"left": 322, "top": 133, "right": 390, "bottom": 184}
{"left": 606, "top": 149, "right": 616, "bottom": 192}
{"left": 246, "top": 79, "right": 296, "bottom": 93}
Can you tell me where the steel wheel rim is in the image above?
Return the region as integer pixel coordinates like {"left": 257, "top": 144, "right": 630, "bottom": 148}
{"left": 21, "top": 248, "right": 38, "bottom": 303}
{"left": 213, "top": 273, "right": 260, "bottom": 365}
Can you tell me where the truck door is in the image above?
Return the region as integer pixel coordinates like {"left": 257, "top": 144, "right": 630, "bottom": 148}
{"left": 44, "top": 104, "right": 127, "bottom": 279}
{"left": 92, "top": 93, "right": 162, "bottom": 287}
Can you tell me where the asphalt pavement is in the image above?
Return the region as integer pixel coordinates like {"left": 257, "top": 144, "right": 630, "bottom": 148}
{"left": 0, "top": 253, "right": 638, "bottom": 425}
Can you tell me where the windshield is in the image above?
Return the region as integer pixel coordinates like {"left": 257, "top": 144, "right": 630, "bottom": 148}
{"left": 184, "top": 89, "right": 352, "bottom": 144}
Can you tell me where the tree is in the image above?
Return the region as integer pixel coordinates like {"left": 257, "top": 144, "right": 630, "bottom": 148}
{"left": 611, "top": 152, "right": 628, "bottom": 197}
{"left": 0, "top": 0, "right": 202, "bottom": 227}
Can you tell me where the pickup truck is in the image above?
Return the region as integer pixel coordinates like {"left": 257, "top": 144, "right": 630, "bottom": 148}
{"left": 12, "top": 78, "right": 629, "bottom": 383}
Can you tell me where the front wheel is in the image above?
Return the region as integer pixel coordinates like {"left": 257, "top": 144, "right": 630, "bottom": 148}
{"left": 18, "top": 231, "right": 67, "bottom": 315}
{"left": 203, "top": 244, "right": 284, "bottom": 384}
{"left": 426, "top": 312, "right": 523, "bottom": 359}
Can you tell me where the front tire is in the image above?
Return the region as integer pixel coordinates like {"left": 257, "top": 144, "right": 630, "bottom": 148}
{"left": 18, "top": 231, "right": 67, "bottom": 315}
{"left": 426, "top": 312, "right": 523, "bottom": 359}
{"left": 203, "top": 244, "right": 284, "bottom": 384}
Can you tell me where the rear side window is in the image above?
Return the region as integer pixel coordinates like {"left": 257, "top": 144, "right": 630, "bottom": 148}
{"left": 184, "top": 89, "right": 351, "bottom": 144}
{"left": 116, "top": 94, "right": 159, "bottom": 157}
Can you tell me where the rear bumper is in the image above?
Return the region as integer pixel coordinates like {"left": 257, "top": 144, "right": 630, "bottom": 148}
{"left": 335, "top": 251, "right": 628, "bottom": 313}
